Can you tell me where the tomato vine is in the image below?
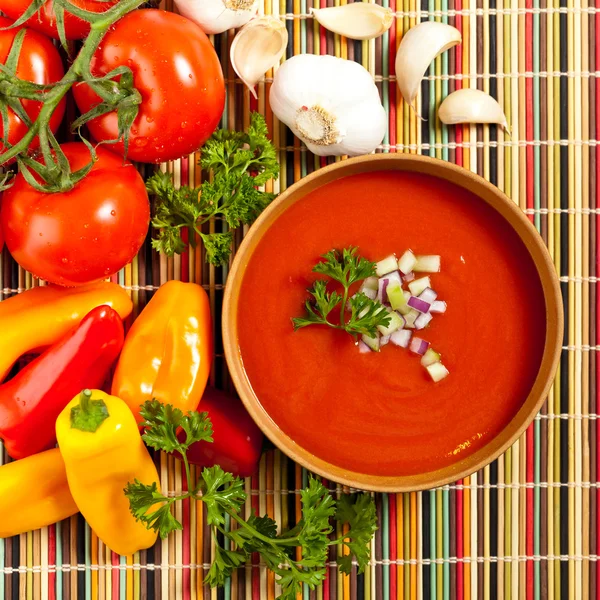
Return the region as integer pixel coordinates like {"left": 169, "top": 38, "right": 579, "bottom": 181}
{"left": 0, "top": 0, "right": 145, "bottom": 192}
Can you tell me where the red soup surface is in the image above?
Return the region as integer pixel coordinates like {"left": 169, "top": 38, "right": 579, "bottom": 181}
{"left": 237, "top": 171, "right": 546, "bottom": 476}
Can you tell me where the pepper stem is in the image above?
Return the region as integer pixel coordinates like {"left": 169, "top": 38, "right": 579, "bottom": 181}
{"left": 70, "top": 389, "right": 110, "bottom": 433}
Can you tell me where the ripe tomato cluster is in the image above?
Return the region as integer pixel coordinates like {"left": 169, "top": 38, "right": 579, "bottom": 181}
{"left": 0, "top": 2, "right": 226, "bottom": 285}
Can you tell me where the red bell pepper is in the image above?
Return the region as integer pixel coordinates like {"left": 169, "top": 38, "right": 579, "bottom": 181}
{"left": 181, "top": 387, "right": 264, "bottom": 478}
{"left": 0, "top": 305, "right": 124, "bottom": 459}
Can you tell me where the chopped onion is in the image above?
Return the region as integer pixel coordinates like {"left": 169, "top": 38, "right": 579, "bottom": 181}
{"left": 377, "top": 271, "right": 402, "bottom": 303}
{"left": 397, "top": 250, "right": 417, "bottom": 274}
{"left": 426, "top": 362, "right": 449, "bottom": 382}
{"left": 408, "top": 276, "right": 431, "bottom": 296}
{"left": 414, "top": 312, "right": 433, "bottom": 329}
{"left": 362, "top": 276, "right": 379, "bottom": 291}
{"left": 361, "top": 333, "right": 380, "bottom": 351}
{"left": 403, "top": 309, "right": 419, "bottom": 329}
{"left": 407, "top": 296, "right": 431, "bottom": 313}
{"left": 360, "top": 287, "right": 377, "bottom": 300}
{"left": 414, "top": 255, "right": 441, "bottom": 273}
{"left": 403, "top": 271, "right": 415, "bottom": 283}
{"left": 420, "top": 348, "right": 440, "bottom": 367}
{"left": 380, "top": 334, "right": 391, "bottom": 346}
{"left": 390, "top": 329, "right": 412, "bottom": 348}
{"left": 418, "top": 287, "right": 437, "bottom": 304}
{"left": 375, "top": 255, "right": 398, "bottom": 276}
{"left": 409, "top": 336, "right": 430, "bottom": 355}
{"left": 377, "top": 309, "right": 405, "bottom": 336}
{"left": 430, "top": 300, "right": 447, "bottom": 314}
{"left": 358, "top": 340, "right": 372, "bottom": 353}
{"left": 377, "top": 277, "right": 389, "bottom": 303}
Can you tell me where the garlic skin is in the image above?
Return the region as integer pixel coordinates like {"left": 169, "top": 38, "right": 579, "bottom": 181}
{"left": 310, "top": 3, "right": 394, "bottom": 41}
{"left": 438, "top": 89, "right": 509, "bottom": 130}
{"left": 395, "top": 21, "right": 461, "bottom": 111}
{"left": 173, "top": 0, "right": 259, "bottom": 35}
{"left": 231, "top": 17, "right": 288, "bottom": 99}
{"left": 269, "top": 55, "right": 387, "bottom": 156}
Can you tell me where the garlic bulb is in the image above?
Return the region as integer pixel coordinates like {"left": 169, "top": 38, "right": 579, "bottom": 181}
{"left": 230, "top": 17, "right": 288, "bottom": 98}
{"left": 395, "top": 21, "right": 461, "bottom": 111}
{"left": 310, "top": 3, "right": 394, "bottom": 41}
{"left": 173, "top": 0, "right": 259, "bottom": 35}
{"left": 438, "top": 89, "right": 509, "bottom": 130}
{"left": 269, "top": 55, "right": 387, "bottom": 156}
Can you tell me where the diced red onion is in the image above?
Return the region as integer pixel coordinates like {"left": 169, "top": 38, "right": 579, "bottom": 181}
{"left": 430, "top": 300, "right": 447, "bottom": 314}
{"left": 380, "top": 334, "right": 391, "bottom": 346}
{"left": 418, "top": 287, "right": 437, "bottom": 304}
{"left": 403, "top": 271, "right": 415, "bottom": 283}
{"left": 414, "top": 312, "right": 433, "bottom": 330}
{"left": 397, "top": 250, "right": 417, "bottom": 275}
{"left": 409, "top": 337, "right": 430, "bottom": 355}
{"left": 407, "top": 296, "right": 431, "bottom": 313}
{"left": 390, "top": 329, "right": 412, "bottom": 348}
{"left": 414, "top": 255, "right": 441, "bottom": 273}
{"left": 377, "top": 278, "right": 389, "bottom": 303}
{"left": 358, "top": 340, "right": 372, "bottom": 353}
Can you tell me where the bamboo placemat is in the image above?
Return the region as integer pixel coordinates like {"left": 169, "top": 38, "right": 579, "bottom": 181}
{"left": 0, "top": 0, "right": 596, "bottom": 597}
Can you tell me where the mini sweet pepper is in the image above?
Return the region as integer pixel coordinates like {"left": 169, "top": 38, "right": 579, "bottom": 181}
{"left": 183, "top": 387, "right": 264, "bottom": 478}
{"left": 56, "top": 389, "right": 160, "bottom": 556}
{"left": 112, "top": 280, "right": 212, "bottom": 422}
{"left": 0, "top": 281, "right": 132, "bottom": 382}
{"left": 0, "top": 448, "right": 77, "bottom": 538}
{"left": 0, "top": 305, "right": 124, "bottom": 459}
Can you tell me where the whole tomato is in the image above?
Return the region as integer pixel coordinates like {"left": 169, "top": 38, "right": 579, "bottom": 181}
{"left": 73, "top": 10, "right": 225, "bottom": 164}
{"left": 1, "top": 143, "right": 150, "bottom": 287}
{"left": 0, "top": 18, "right": 66, "bottom": 163}
{"left": 0, "top": 0, "right": 119, "bottom": 40}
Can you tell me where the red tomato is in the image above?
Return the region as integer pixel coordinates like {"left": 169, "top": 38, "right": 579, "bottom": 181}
{"left": 0, "top": 0, "right": 118, "bottom": 40}
{"left": 73, "top": 10, "right": 225, "bottom": 164}
{"left": 1, "top": 143, "right": 150, "bottom": 287}
{"left": 0, "top": 18, "right": 65, "bottom": 163}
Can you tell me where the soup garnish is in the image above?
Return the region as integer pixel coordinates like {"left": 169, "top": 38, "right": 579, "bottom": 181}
{"left": 293, "top": 247, "right": 450, "bottom": 382}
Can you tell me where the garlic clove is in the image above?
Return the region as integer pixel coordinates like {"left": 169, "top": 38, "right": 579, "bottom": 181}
{"left": 310, "top": 3, "right": 394, "bottom": 41}
{"left": 174, "top": 0, "right": 259, "bottom": 35}
{"left": 395, "top": 21, "right": 461, "bottom": 112}
{"left": 438, "top": 89, "right": 509, "bottom": 130}
{"left": 230, "top": 17, "right": 289, "bottom": 99}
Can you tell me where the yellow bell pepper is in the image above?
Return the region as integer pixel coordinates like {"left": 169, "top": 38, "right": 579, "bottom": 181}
{"left": 56, "top": 389, "right": 159, "bottom": 556}
{"left": 0, "top": 448, "right": 78, "bottom": 538}
{"left": 0, "top": 282, "right": 132, "bottom": 381}
{"left": 112, "top": 280, "right": 212, "bottom": 423}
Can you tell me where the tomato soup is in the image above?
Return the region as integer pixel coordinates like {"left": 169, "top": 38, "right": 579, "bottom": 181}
{"left": 237, "top": 171, "right": 546, "bottom": 476}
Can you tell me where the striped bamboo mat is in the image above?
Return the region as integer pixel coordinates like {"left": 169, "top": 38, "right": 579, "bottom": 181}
{"left": 0, "top": 0, "right": 596, "bottom": 597}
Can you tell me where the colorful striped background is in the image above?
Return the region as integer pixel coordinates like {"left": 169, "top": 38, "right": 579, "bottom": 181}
{"left": 0, "top": 0, "right": 596, "bottom": 596}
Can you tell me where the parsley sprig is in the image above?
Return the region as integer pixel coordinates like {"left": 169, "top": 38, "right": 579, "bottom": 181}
{"left": 292, "top": 247, "right": 391, "bottom": 338}
{"left": 147, "top": 112, "right": 279, "bottom": 265}
{"left": 125, "top": 400, "right": 378, "bottom": 599}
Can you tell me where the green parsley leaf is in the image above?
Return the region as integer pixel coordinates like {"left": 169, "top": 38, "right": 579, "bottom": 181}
{"left": 313, "top": 247, "right": 376, "bottom": 288}
{"left": 199, "top": 232, "right": 234, "bottom": 267}
{"left": 291, "top": 280, "right": 343, "bottom": 330}
{"left": 149, "top": 113, "right": 278, "bottom": 264}
{"left": 346, "top": 293, "right": 391, "bottom": 337}
{"left": 197, "top": 466, "right": 247, "bottom": 526}
{"left": 335, "top": 493, "right": 378, "bottom": 574}
{"left": 205, "top": 543, "right": 248, "bottom": 588}
{"left": 123, "top": 480, "right": 183, "bottom": 539}
{"left": 140, "top": 399, "right": 213, "bottom": 454}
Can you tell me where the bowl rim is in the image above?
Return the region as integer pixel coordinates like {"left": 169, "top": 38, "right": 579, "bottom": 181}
{"left": 222, "top": 153, "right": 564, "bottom": 492}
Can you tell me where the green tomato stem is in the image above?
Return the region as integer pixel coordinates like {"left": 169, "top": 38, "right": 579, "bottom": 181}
{"left": 0, "top": 0, "right": 145, "bottom": 170}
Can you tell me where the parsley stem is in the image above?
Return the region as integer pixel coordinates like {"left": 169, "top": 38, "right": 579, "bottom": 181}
{"left": 227, "top": 512, "right": 299, "bottom": 546}
{"left": 340, "top": 285, "right": 349, "bottom": 327}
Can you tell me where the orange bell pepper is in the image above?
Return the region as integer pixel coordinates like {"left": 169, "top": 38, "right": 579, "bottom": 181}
{"left": 0, "top": 282, "right": 132, "bottom": 381}
{"left": 112, "top": 281, "right": 212, "bottom": 422}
